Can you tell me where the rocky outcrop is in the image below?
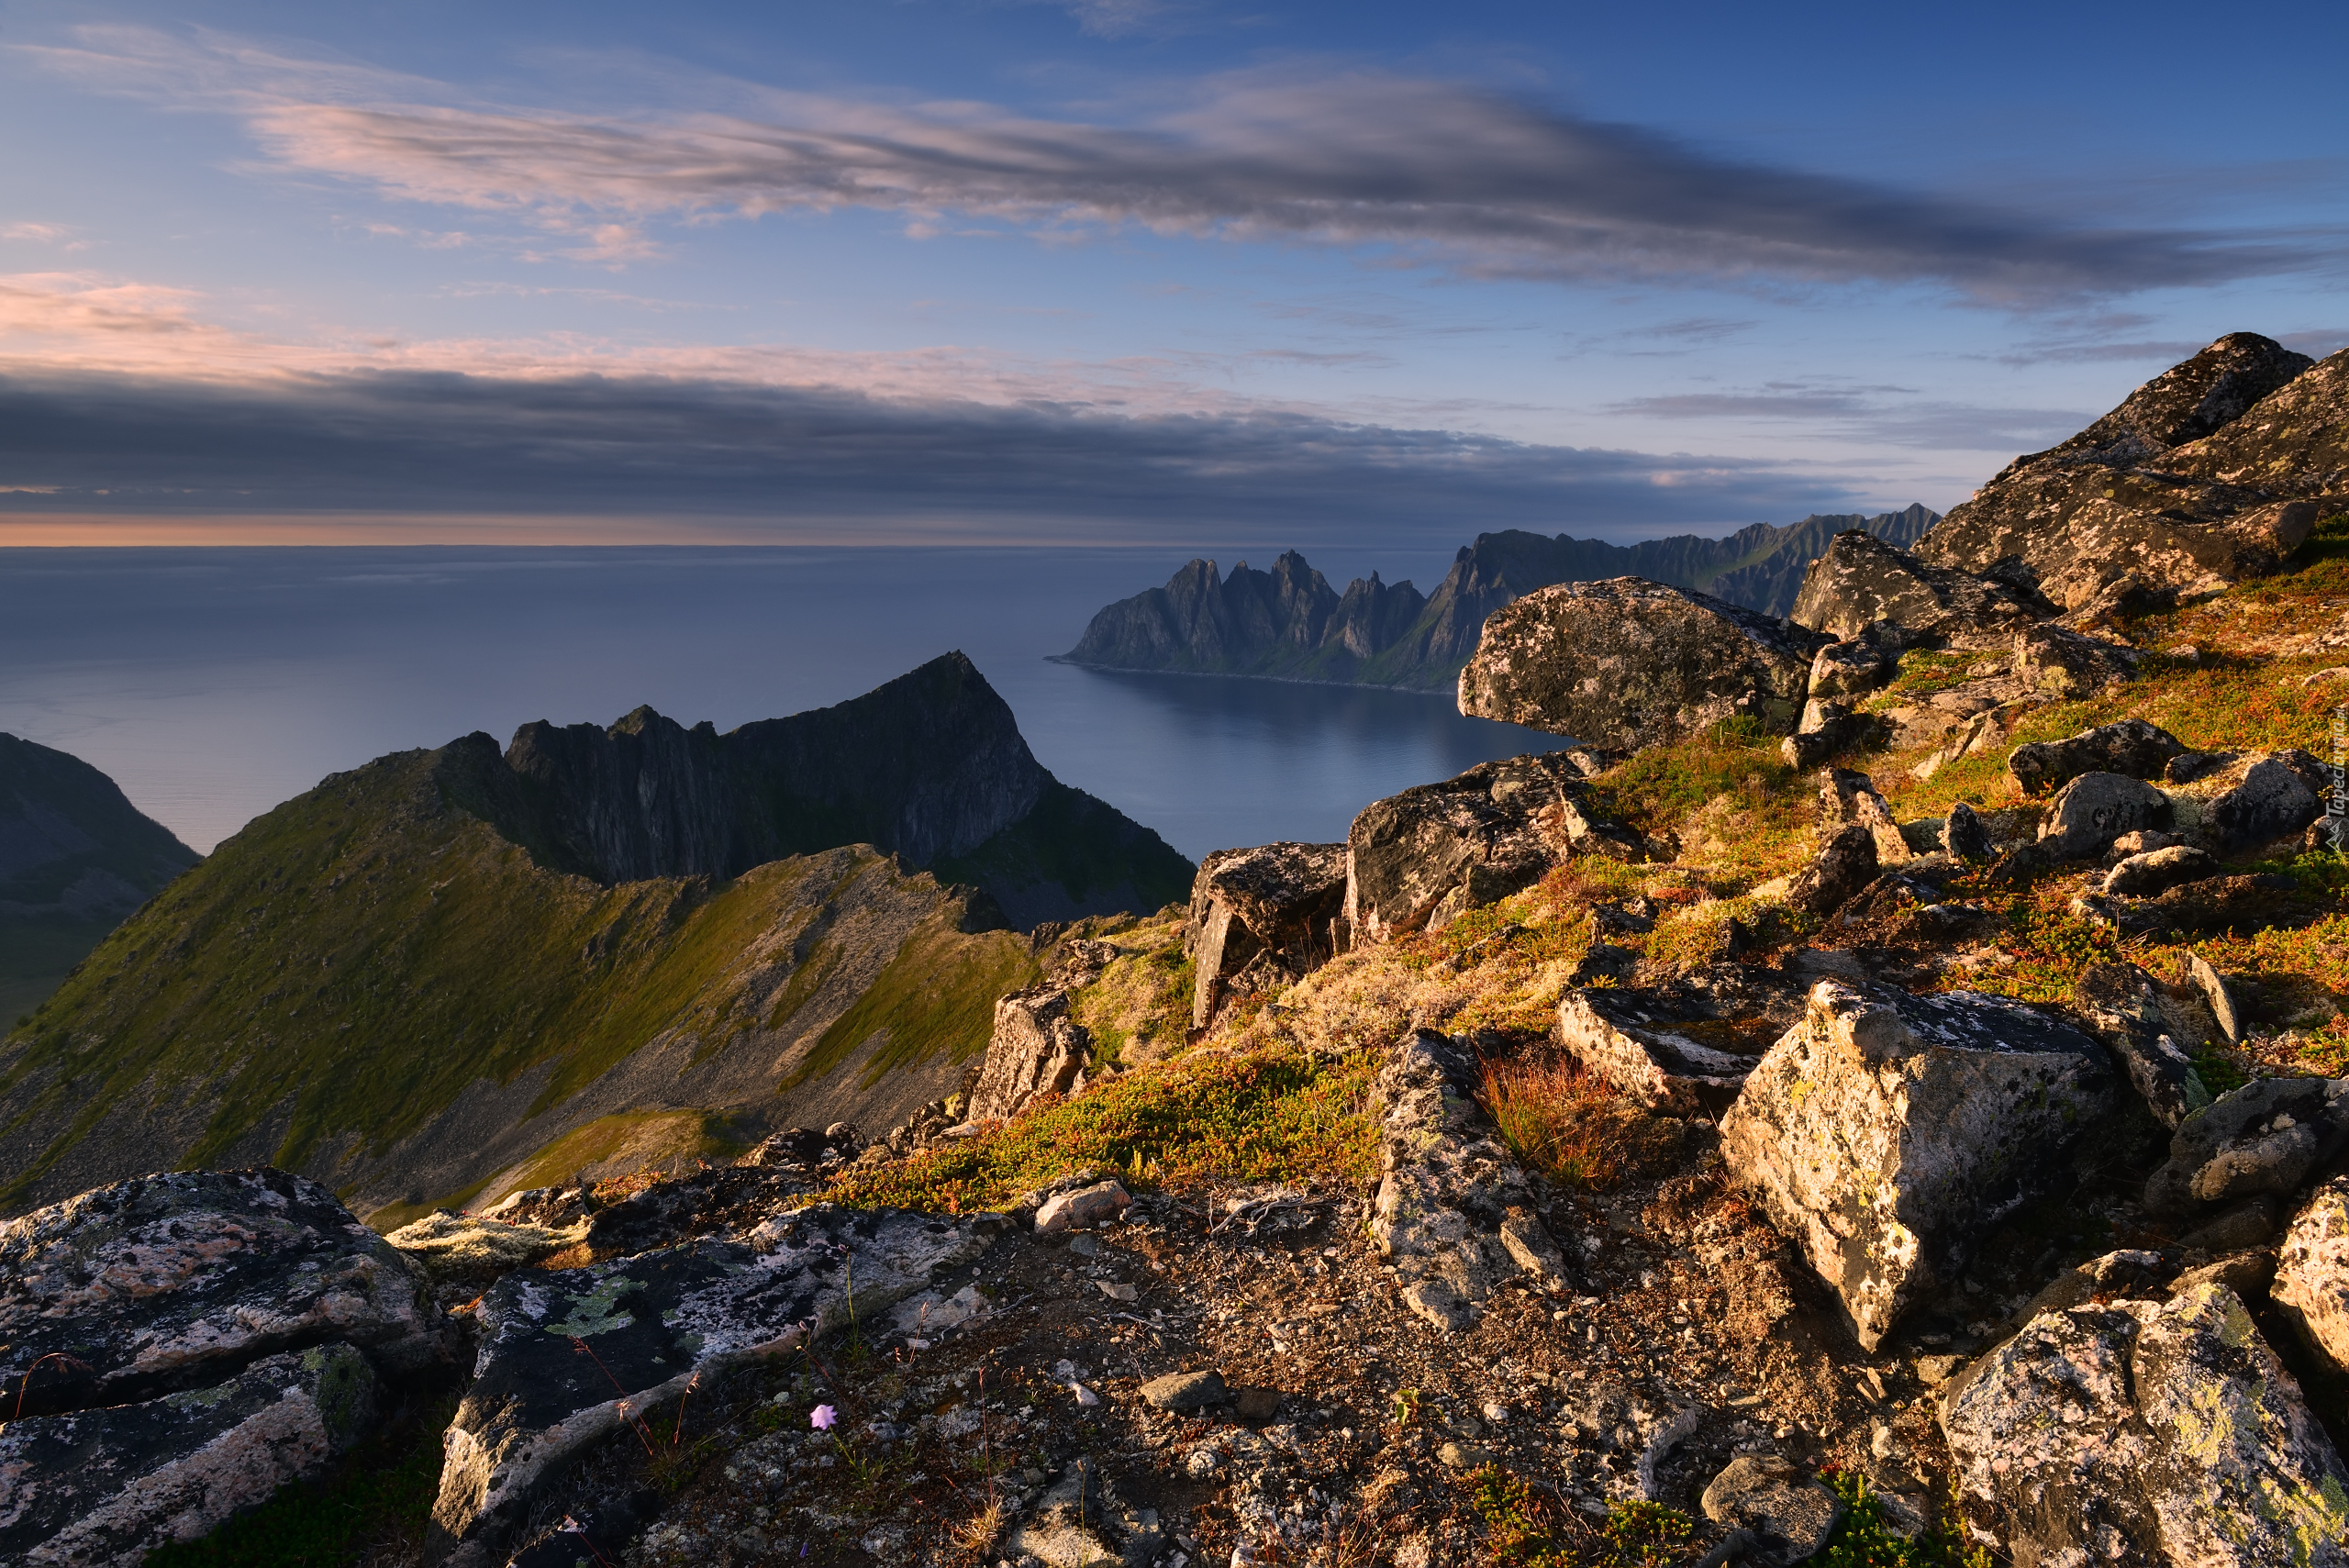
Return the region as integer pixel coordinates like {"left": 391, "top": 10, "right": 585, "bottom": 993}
{"left": 429, "top": 1205, "right": 996, "bottom": 1565}
{"left": 0, "top": 1169, "right": 435, "bottom": 1420}
{"left": 1055, "top": 551, "right": 1424, "bottom": 684}
{"left": 1788, "top": 529, "right": 2048, "bottom": 646}
{"left": 1185, "top": 841, "right": 1349, "bottom": 1026}
{"left": 1457, "top": 579, "right": 1825, "bottom": 748}
{"left": 1369, "top": 1030, "right": 1568, "bottom": 1330}
{"left": 970, "top": 986, "right": 1093, "bottom": 1121}
{"left": 1940, "top": 1276, "right": 2349, "bottom": 1568}
{"left": 2007, "top": 718, "right": 2187, "bottom": 796}
{"left": 2277, "top": 1175, "right": 2349, "bottom": 1381}
{"left": 1342, "top": 752, "right": 1588, "bottom": 942}
{"left": 0, "top": 1343, "right": 381, "bottom": 1566}
{"left": 1720, "top": 981, "right": 2116, "bottom": 1351}
{"left": 1917, "top": 334, "right": 2335, "bottom": 611}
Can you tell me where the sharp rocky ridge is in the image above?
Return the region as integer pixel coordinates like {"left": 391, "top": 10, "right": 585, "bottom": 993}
{"left": 1054, "top": 506, "right": 1936, "bottom": 692}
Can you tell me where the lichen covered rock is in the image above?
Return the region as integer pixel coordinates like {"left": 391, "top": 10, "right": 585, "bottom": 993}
{"left": 1940, "top": 1278, "right": 2349, "bottom": 1567}
{"left": 970, "top": 985, "right": 1092, "bottom": 1121}
{"left": 1555, "top": 988, "right": 1762, "bottom": 1118}
{"left": 0, "top": 1168, "right": 434, "bottom": 1420}
{"left": 2038, "top": 771, "right": 2172, "bottom": 860}
{"left": 1185, "top": 840, "right": 1348, "bottom": 1026}
{"left": 0, "top": 1344, "right": 380, "bottom": 1567}
{"left": 2008, "top": 718, "right": 2188, "bottom": 797}
{"left": 1369, "top": 1030, "right": 1567, "bottom": 1331}
{"left": 2069, "top": 962, "right": 2213, "bottom": 1129}
{"left": 1788, "top": 529, "right": 2048, "bottom": 645}
{"left": 429, "top": 1205, "right": 996, "bottom": 1565}
{"left": 1458, "top": 577, "right": 1823, "bottom": 748}
{"left": 1720, "top": 981, "right": 2115, "bottom": 1351}
{"left": 1342, "top": 752, "right": 1585, "bottom": 942}
{"left": 2145, "top": 1077, "right": 2349, "bottom": 1216}
{"left": 2277, "top": 1176, "right": 2349, "bottom": 1381}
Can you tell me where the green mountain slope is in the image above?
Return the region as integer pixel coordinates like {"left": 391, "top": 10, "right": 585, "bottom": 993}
{"left": 0, "top": 738, "right": 1041, "bottom": 1223}
{"left": 0, "top": 734, "right": 201, "bottom": 1029}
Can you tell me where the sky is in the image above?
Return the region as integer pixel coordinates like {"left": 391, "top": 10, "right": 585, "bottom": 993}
{"left": 1, "top": 0, "right": 2344, "bottom": 561}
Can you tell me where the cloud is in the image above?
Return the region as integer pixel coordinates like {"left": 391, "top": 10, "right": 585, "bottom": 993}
{"left": 0, "top": 364, "right": 1865, "bottom": 544}
{"left": 1611, "top": 383, "right": 2088, "bottom": 452}
{"left": 22, "top": 28, "right": 2333, "bottom": 304}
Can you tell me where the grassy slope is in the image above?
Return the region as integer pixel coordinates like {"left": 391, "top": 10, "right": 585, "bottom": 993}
{"left": 0, "top": 741, "right": 1037, "bottom": 1213}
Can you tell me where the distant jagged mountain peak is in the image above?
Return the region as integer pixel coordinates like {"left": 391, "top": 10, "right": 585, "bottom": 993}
{"left": 1056, "top": 506, "right": 1934, "bottom": 693}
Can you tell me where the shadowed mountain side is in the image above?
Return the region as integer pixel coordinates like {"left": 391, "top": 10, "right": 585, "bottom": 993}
{"left": 0, "top": 740, "right": 1041, "bottom": 1224}
{"left": 1058, "top": 507, "right": 1935, "bottom": 692}
{"left": 0, "top": 735, "right": 201, "bottom": 1027}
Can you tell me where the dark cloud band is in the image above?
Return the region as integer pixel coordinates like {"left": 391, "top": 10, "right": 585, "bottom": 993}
{"left": 0, "top": 368, "right": 1860, "bottom": 543}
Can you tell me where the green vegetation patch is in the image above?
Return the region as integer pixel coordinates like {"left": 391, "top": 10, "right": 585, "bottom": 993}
{"left": 789, "top": 915, "right": 1038, "bottom": 1091}
{"left": 821, "top": 1041, "right": 1380, "bottom": 1213}
{"left": 1815, "top": 1468, "right": 1992, "bottom": 1568}
{"left": 1467, "top": 1462, "right": 1698, "bottom": 1567}
{"left": 1063, "top": 916, "right": 1193, "bottom": 1066}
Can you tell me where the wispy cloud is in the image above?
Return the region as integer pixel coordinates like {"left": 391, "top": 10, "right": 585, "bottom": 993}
{"left": 20, "top": 26, "right": 2332, "bottom": 304}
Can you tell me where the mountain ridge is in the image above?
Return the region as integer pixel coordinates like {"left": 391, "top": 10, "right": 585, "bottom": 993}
{"left": 0, "top": 657, "right": 1191, "bottom": 1223}
{"left": 1056, "top": 506, "right": 1937, "bottom": 692}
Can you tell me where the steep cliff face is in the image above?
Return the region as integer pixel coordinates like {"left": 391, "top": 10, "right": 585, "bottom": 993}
{"left": 0, "top": 658, "right": 1192, "bottom": 1220}
{"left": 0, "top": 735, "right": 200, "bottom": 1027}
{"left": 1059, "top": 509, "right": 1934, "bottom": 694}
{"left": 501, "top": 652, "right": 1052, "bottom": 882}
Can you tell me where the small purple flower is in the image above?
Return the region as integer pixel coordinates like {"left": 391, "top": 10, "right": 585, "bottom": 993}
{"left": 810, "top": 1403, "right": 838, "bottom": 1431}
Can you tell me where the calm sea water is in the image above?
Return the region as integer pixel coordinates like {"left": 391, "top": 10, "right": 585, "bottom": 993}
{"left": 0, "top": 547, "right": 1564, "bottom": 861}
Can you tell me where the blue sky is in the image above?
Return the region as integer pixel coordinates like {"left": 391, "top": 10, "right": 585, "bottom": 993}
{"left": 1, "top": 0, "right": 2343, "bottom": 552}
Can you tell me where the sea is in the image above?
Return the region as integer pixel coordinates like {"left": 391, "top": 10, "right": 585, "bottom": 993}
{"left": 0, "top": 547, "right": 1568, "bottom": 861}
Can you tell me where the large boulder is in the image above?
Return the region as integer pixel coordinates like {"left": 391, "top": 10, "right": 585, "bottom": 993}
{"left": 2197, "top": 749, "right": 2330, "bottom": 851}
{"left": 1720, "top": 981, "right": 2116, "bottom": 1351}
{"left": 1788, "top": 528, "right": 2049, "bottom": 645}
{"left": 1785, "top": 824, "right": 1878, "bottom": 916}
{"left": 0, "top": 1344, "right": 380, "bottom": 1566}
{"left": 2277, "top": 1176, "right": 2349, "bottom": 1380}
{"left": 1554, "top": 991, "right": 1757, "bottom": 1118}
{"left": 1369, "top": 1030, "right": 1568, "bottom": 1331}
{"left": 1185, "top": 840, "right": 1348, "bottom": 1026}
{"left": 2144, "top": 1077, "right": 2349, "bottom": 1217}
{"left": 1457, "top": 577, "right": 1824, "bottom": 748}
{"left": 2007, "top": 717, "right": 2188, "bottom": 797}
{"left": 970, "top": 986, "right": 1092, "bottom": 1120}
{"left": 2038, "top": 771, "right": 2171, "bottom": 860}
{"left": 0, "top": 1168, "right": 435, "bottom": 1420}
{"left": 1342, "top": 752, "right": 1586, "bottom": 942}
{"left": 2103, "top": 845, "right": 2220, "bottom": 898}
{"left": 429, "top": 1205, "right": 996, "bottom": 1566}
{"left": 1940, "top": 1276, "right": 2349, "bottom": 1568}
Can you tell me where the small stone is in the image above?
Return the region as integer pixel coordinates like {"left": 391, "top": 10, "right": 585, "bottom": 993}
{"left": 1942, "top": 800, "right": 1994, "bottom": 863}
{"left": 1186, "top": 1448, "right": 1220, "bottom": 1479}
{"left": 1915, "top": 1355, "right": 1966, "bottom": 1385}
{"left": 1097, "top": 1281, "right": 1139, "bottom": 1303}
{"left": 1436, "top": 1440, "right": 1489, "bottom": 1469}
{"left": 2184, "top": 951, "right": 2242, "bottom": 1044}
{"left": 1141, "top": 1372, "right": 1230, "bottom": 1413}
{"left": 1035, "top": 1180, "right": 1132, "bottom": 1234}
{"left": 1699, "top": 1455, "right": 1842, "bottom": 1567}
{"left": 1231, "top": 1387, "right": 1282, "bottom": 1422}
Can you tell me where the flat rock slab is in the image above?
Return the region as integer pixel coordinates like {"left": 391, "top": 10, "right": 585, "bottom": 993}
{"left": 1554, "top": 1380, "right": 1699, "bottom": 1502}
{"left": 0, "top": 1343, "right": 378, "bottom": 1566}
{"left": 1941, "top": 1281, "right": 2349, "bottom": 1567}
{"left": 2278, "top": 1176, "right": 2349, "bottom": 1380}
{"left": 1369, "top": 1029, "right": 1567, "bottom": 1331}
{"left": 1556, "top": 988, "right": 1761, "bottom": 1117}
{"left": 0, "top": 1168, "right": 432, "bottom": 1419}
{"left": 1720, "top": 981, "right": 2114, "bottom": 1351}
{"left": 430, "top": 1204, "right": 995, "bottom": 1565}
